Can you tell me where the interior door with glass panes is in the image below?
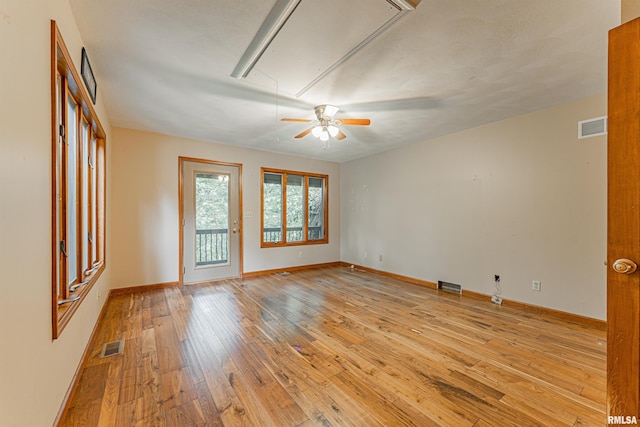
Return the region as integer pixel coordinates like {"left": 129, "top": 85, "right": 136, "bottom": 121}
{"left": 182, "top": 160, "right": 240, "bottom": 283}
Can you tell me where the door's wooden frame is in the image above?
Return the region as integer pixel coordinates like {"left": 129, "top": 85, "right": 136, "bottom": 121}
{"left": 178, "top": 157, "right": 243, "bottom": 285}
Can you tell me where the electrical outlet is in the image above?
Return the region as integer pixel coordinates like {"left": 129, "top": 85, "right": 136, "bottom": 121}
{"left": 364, "top": 251, "right": 368, "bottom": 259}
{"left": 298, "top": 251, "right": 303, "bottom": 258}
{"left": 378, "top": 254, "right": 383, "bottom": 262}
{"left": 532, "top": 280, "right": 541, "bottom": 291}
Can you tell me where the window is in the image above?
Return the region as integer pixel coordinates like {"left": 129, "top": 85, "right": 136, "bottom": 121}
{"left": 261, "top": 168, "right": 328, "bottom": 246}
{"left": 51, "top": 21, "right": 106, "bottom": 338}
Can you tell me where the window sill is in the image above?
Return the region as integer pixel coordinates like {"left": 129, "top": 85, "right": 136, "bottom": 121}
{"left": 261, "top": 239, "right": 329, "bottom": 248}
{"left": 54, "top": 262, "right": 104, "bottom": 339}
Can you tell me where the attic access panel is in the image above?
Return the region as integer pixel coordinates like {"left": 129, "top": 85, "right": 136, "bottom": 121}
{"left": 243, "top": 0, "right": 417, "bottom": 97}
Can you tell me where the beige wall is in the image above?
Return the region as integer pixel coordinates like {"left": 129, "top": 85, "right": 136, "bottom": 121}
{"left": 0, "top": 0, "right": 112, "bottom": 425}
{"left": 110, "top": 128, "right": 341, "bottom": 288}
{"left": 622, "top": 0, "right": 640, "bottom": 22}
{"left": 340, "top": 94, "right": 607, "bottom": 320}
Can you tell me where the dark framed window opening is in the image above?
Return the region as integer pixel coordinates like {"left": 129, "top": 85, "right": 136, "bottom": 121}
{"left": 261, "top": 168, "right": 328, "bottom": 247}
{"left": 51, "top": 21, "right": 106, "bottom": 338}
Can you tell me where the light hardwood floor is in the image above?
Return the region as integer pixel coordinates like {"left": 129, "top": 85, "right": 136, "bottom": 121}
{"left": 59, "top": 266, "right": 606, "bottom": 426}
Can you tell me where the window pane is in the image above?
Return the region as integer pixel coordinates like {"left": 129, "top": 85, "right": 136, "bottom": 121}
{"left": 286, "top": 175, "right": 304, "bottom": 242}
{"left": 263, "top": 173, "right": 282, "bottom": 243}
{"left": 90, "top": 136, "right": 97, "bottom": 264}
{"left": 195, "top": 173, "right": 229, "bottom": 265}
{"left": 67, "top": 97, "right": 78, "bottom": 284}
{"left": 308, "top": 177, "right": 325, "bottom": 241}
{"left": 81, "top": 120, "right": 89, "bottom": 274}
{"left": 56, "top": 75, "right": 63, "bottom": 298}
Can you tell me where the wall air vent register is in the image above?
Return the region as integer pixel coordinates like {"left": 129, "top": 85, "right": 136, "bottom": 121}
{"left": 578, "top": 116, "right": 607, "bottom": 139}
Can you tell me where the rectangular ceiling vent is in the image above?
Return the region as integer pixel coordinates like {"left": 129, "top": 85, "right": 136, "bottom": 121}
{"left": 100, "top": 340, "right": 124, "bottom": 358}
{"left": 437, "top": 280, "right": 462, "bottom": 295}
{"left": 578, "top": 116, "right": 607, "bottom": 139}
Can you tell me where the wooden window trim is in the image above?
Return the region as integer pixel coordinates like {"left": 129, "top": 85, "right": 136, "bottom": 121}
{"left": 51, "top": 21, "right": 107, "bottom": 339}
{"left": 260, "top": 167, "right": 329, "bottom": 248}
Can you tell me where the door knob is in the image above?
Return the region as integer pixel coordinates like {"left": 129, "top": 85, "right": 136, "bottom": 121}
{"left": 612, "top": 258, "right": 637, "bottom": 274}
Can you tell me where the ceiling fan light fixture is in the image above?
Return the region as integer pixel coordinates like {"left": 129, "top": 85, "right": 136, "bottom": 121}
{"left": 282, "top": 104, "right": 371, "bottom": 145}
{"left": 315, "top": 104, "right": 339, "bottom": 120}
{"left": 323, "top": 104, "right": 339, "bottom": 119}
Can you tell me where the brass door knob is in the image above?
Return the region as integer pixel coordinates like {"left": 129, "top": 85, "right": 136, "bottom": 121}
{"left": 612, "top": 259, "right": 637, "bottom": 274}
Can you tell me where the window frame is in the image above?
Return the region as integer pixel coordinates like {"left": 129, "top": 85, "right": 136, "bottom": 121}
{"left": 260, "top": 167, "right": 329, "bottom": 247}
{"left": 51, "top": 21, "right": 107, "bottom": 339}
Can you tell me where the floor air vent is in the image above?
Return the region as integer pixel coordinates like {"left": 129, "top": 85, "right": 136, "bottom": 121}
{"left": 100, "top": 340, "right": 124, "bottom": 358}
{"left": 438, "top": 281, "right": 462, "bottom": 294}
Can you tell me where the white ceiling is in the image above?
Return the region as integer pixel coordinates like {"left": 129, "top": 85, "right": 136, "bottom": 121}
{"left": 67, "top": 0, "right": 619, "bottom": 163}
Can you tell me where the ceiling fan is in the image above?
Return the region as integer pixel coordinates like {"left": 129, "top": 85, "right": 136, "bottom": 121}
{"left": 281, "top": 105, "right": 370, "bottom": 148}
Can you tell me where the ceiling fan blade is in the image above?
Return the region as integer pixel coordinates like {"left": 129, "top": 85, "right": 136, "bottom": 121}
{"left": 294, "top": 127, "right": 314, "bottom": 138}
{"left": 339, "top": 118, "right": 370, "bottom": 126}
{"left": 336, "top": 130, "right": 347, "bottom": 140}
{"left": 281, "top": 118, "right": 313, "bottom": 123}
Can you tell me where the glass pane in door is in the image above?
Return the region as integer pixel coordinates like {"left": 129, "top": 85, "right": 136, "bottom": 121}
{"left": 195, "top": 173, "right": 229, "bottom": 266}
